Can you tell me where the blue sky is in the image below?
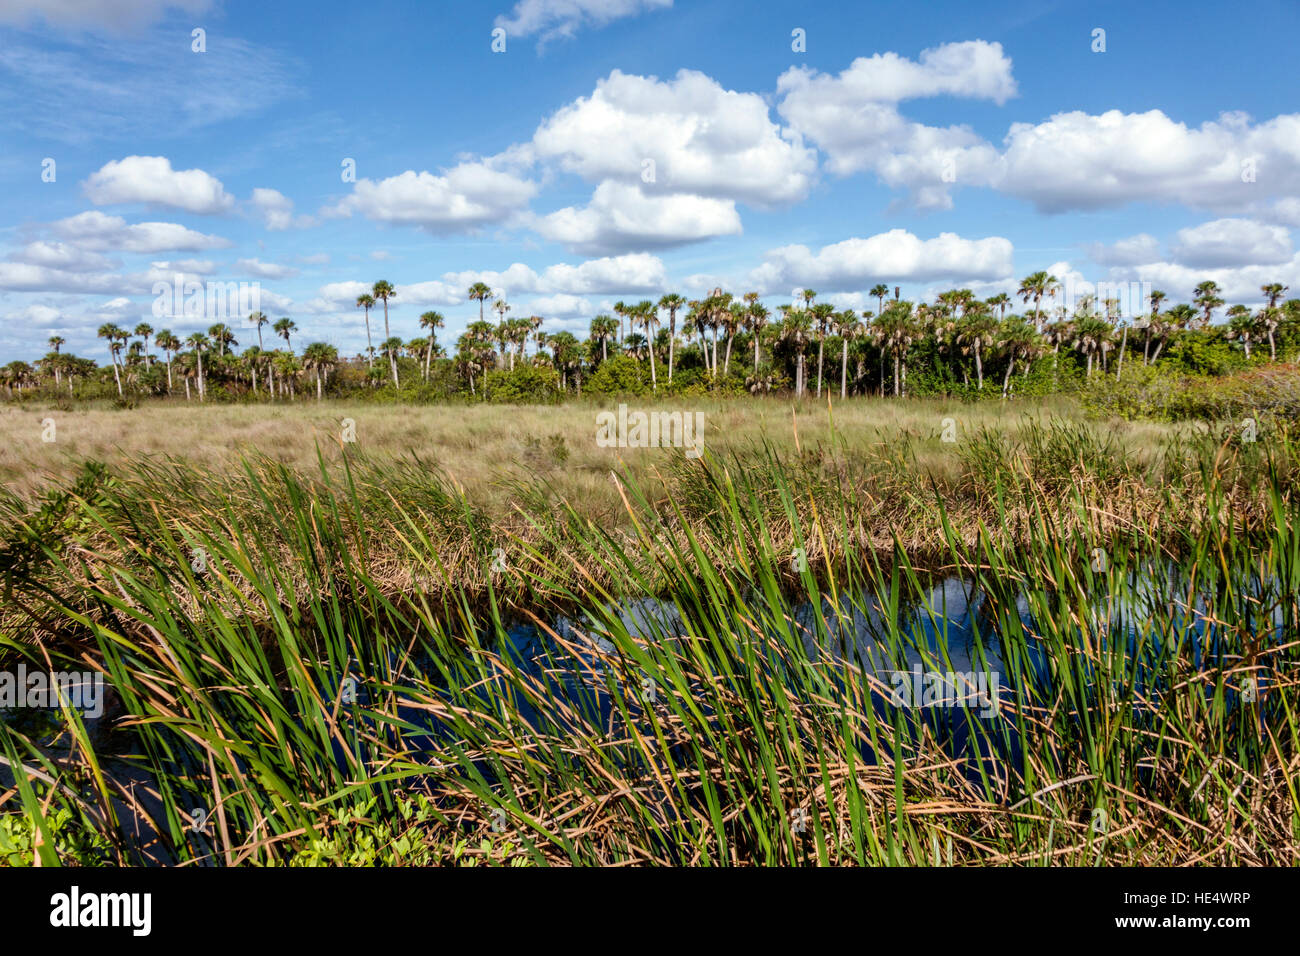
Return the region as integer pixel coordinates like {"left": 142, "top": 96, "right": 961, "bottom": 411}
{"left": 2, "top": 0, "right": 1299, "bottom": 360}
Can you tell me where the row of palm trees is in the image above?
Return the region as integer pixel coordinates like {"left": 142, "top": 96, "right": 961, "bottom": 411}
{"left": 14, "top": 273, "right": 1296, "bottom": 404}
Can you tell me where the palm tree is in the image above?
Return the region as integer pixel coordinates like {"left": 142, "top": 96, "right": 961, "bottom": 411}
{"left": 247, "top": 311, "right": 268, "bottom": 352}
{"left": 355, "top": 294, "right": 376, "bottom": 368}
{"left": 998, "top": 318, "right": 1041, "bottom": 398}
{"left": 870, "top": 284, "right": 890, "bottom": 322}
{"left": 747, "top": 301, "right": 770, "bottom": 374}
{"left": 1144, "top": 289, "right": 1167, "bottom": 364}
{"left": 781, "top": 307, "right": 812, "bottom": 397}
{"left": 302, "top": 342, "right": 338, "bottom": 401}
{"left": 837, "top": 309, "right": 860, "bottom": 399}
{"left": 658, "top": 293, "right": 685, "bottom": 384}
{"left": 1226, "top": 304, "right": 1257, "bottom": 359}
{"left": 419, "top": 311, "right": 445, "bottom": 381}
{"left": 274, "top": 317, "right": 297, "bottom": 356}
{"left": 208, "top": 323, "right": 237, "bottom": 356}
{"left": 155, "top": 330, "right": 179, "bottom": 392}
{"left": 956, "top": 305, "right": 999, "bottom": 390}
{"left": 1151, "top": 304, "right": 1196, "bottom": 364}
{"left": 706, "top": 290, "right": 731, "bottom": 376}
{"left": 1193, "top": 281, "right": 1223, "bottom": 329}
{"left": 1018, "top": 271, "right": 1060, "bottom": 331}
{"left": 1261, "top": 282, "right": 1288, "bottom": 310}
{"left": 133, "top": 322, "right": 154, "bottom": 367}
{"left": 467, "top": 282, "right": 493, "bottom": 322}
{"left": 720, "top": 302, "right": 745, "bottom": 379}
{"left": 1072, "top": 315, "right": 1111, "bottom": 378}
{"left": 372, "top": 281, "right": 396, "bottom": 345}
{"left": 810, "top": 302, "right": 834, "bottom": 398}
{"left": 97, "top": 323, "right": 125, "bottom": 397}
{"left": 876, "top": 303, "right": 914, "bottom": 397}
{"left": 634, "top": 300, "right": 660, "bottom": 389}
{"left": 612, "top": 301, "right": 629, "bottom": 347}
{"left": 1260, "top": 284, "right": 1287, "bottom": 360}
{"left": 381, "top": 336, "right": 402, "bottom": 388}
{"left": 589, "top": 315, "right": 618, "bottom": 363}
{"left": 987, "top": 292, "right": 1011, "bottom": 319}
{"left": 549, "top": 331, "right": 582, "bottom": 392}
{"left": 185, "top": 332, "right": 208, "bottom": 400}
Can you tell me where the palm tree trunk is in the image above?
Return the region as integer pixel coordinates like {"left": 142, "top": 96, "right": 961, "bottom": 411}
{"left": 974, "top": 348, "right": 983, "bottom": 390}
{"left": 669, "top": 320, "right": 676, "bottom": 383}
{"left": 112, "top": 359, "right": 123, "bottom": 398}
{"left": 648, "top": 324, "right": 658, "bottom": 390}
{"left": 840, "top": 339, "right": 848, "bottom": 399}
{"left": 723, "top": 335, "right": 733, "bottom": 377}
{"left": 1269, "top": 331, "right": 1276, "bottom": 362}
{"left": 1002, "top": 359, "right": 1013, "bottom": 399}
{"left": 816, "top": 340, "right": 824, "bottom": 397}
{"left": 754, "top": 336, "right": 761, "bottom": 375}
{"left": 893, "top": 355, "right": 900, "bottom": 397}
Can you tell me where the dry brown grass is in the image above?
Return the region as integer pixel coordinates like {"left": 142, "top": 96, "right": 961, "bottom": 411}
{"left": 0, "top": 394, "right": 1183, "bottom": 506}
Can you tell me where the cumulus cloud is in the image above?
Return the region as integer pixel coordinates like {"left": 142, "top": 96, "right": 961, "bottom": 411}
{"left": 83, "top": 156, "right": 235, "bottom": 214}
{"left": 533, "top": 69, "right": 816, "bottom": 208}
{"left": 1168, "top": 218, "right": 1293, "bottom": 269}
{"left": 327, "top": 162, "right": 537, "bottom": 232}
{"left": 235, "top": 257, "right": 298, "bottom": 280}
{"left": 1129, "top": 257, "right": 1300, "bottom": 306}
{"left": 444, "top": 252, "right": 669, "bottom": 297}
{"left": 495, "top": 0, "right": 671, "bottom": 45}
{"left": 995, "top": 110, "right": 1300, "bottom": 213}
{"left": 50, "top": 212, "right": 231, "bottom": 253}
{"left": 534, "top": 181, "right": 741, "bottom": 254}
{"left": 8, "top": 241, "right": 114, "bottom": 273}
{"left": 1087, "top": 234, "right": 1163, "bottom": 267}
{"left": 524, "top": 293, "right": 593, "bottom": 318}
{"left": 748, "top": 229, "right": 1014, "bottom": 293}
{"left": 776, "top": 41, "right": 1013, "bottom": 208}
{"left": 249, "top": 188, "right": 317, "bottom": 230}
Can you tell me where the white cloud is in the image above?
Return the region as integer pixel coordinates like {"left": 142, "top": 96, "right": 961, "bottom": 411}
{"left": 998, "top": 110, "right": 1300, "bottom": 214}
{"left": 249, "top": 187, "right": 317, "bottom": 230}
{"left": 328, "top": 163, "right": 537, "bottom": 232}
{"left": 535, "top": 181, "right": 741, "bottom": 254}
{"left": 83, "top": 156, "right": 235, "bottom": 214}
{"left": 525, "top": 293, "right": 592, "bottom": 318}
{"left": 748, "top": 229, "right": 1014, "bottom": 293}
{"left": 776, "top": 41, "right": 1013, "bottom": 207}
{"left": 235, "top": 257, "right": 299, "bottom": 280}
{"left": 1130, "top": 256, "right": 1300, "bottom": 306}
{"left": 444, "top": 252, "right": 669, "bottom": 297}
{"left": 0, "top": 262, "right": 152, "bottom": 295}
{"left": 51, "top": 211, "right": 231, "bottom": 253}
{"left": 4, "top": 303, "right": 63, "bottom": 327}
{"left": 400, "top": 281, "right": 461, "bottom": 307}
{"left": 1087, "top": 234, "right": 1163, "bottom": 267}
{"left": 495, "top": 0, "right": 671, "bottom": 45}
{"left": 1169, "top": 218, "right": 1293, "bottom": 269}
{"left": 533, "top": 69, "right": 816, "bottom": 207}
{"left": 9, "top": 241, "right": 114, "bottom": 273}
